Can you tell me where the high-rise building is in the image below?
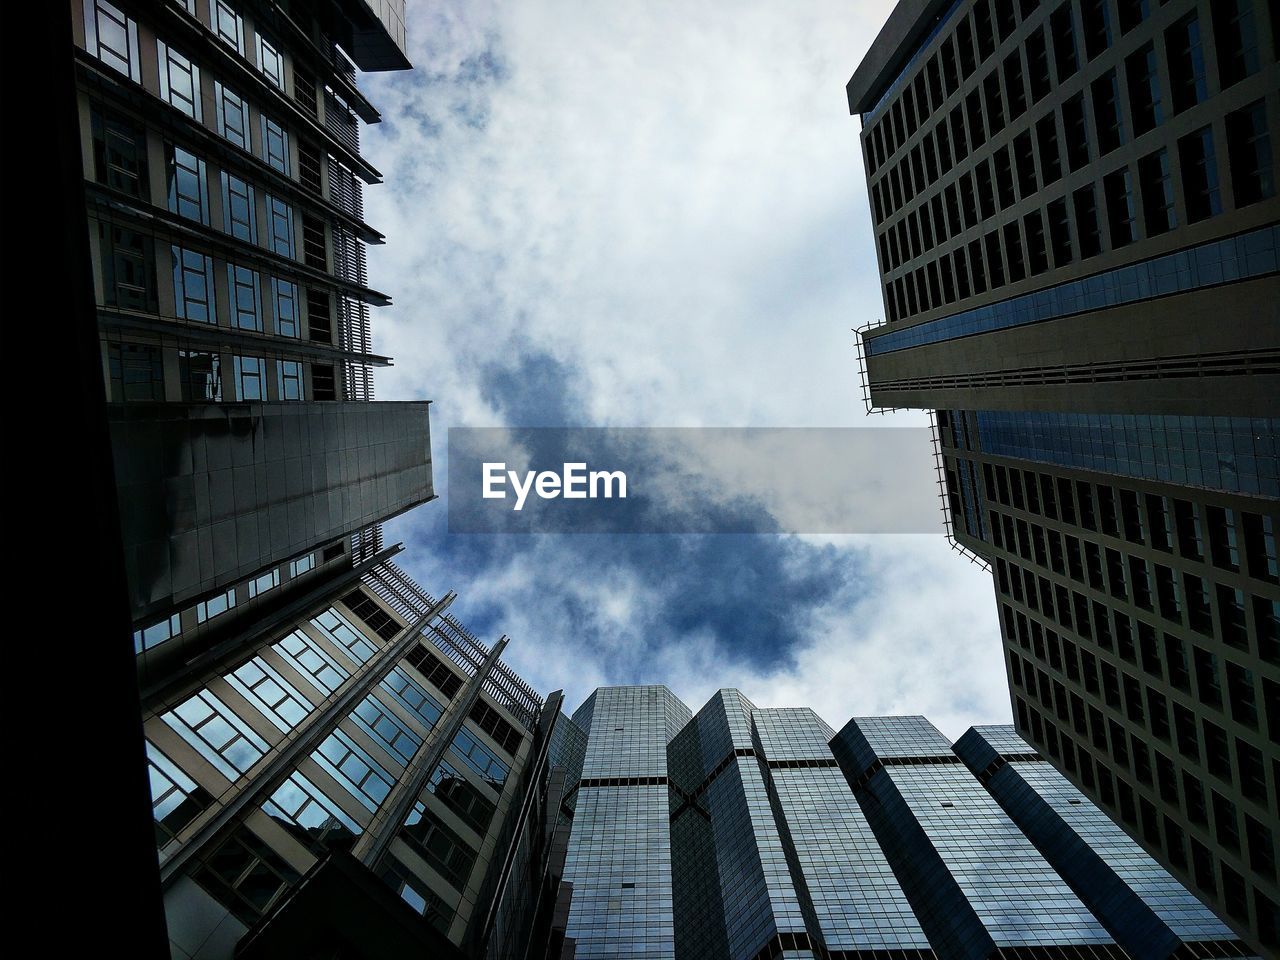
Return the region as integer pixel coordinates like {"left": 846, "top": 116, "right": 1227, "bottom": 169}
{"left": 148, "top": 555, "right": 560, "bottom": 960}
{"left": 72, "top": 0, "right": 433, "bottom": 638}
{"left": 845, "top": 0, "right": 1279, "bottom": 948}
{"left": 537, "top": 685, "right": 1254, "bottom": 960}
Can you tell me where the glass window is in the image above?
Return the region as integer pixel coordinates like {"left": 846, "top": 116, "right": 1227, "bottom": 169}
{"left": 214, "top": 82, "right": 249, "bottom": 150}
{"left": 248, "top": 569, "right": 280, "bottom": 598}
{"left": 276, "top": 360, "right": 303, "bottom": 401}
{"left": 1226, "top": 100, "right": 1275, "bottom": 207}
{"left": 91, "top": 108, "right": 148, "bottom": 197}
{"left": 213, "top": 0, "right": 245, "bottom": 55}
{"left": 1139, "top": 149, "right": 1177, "bottom": 236}
{"left": 196, "top": 587, "right": 237, "bottom": 623}
{"left": 261, "top": 116, "right": 290, "bottom": 174}
{"left": 1178, "top": 126, "right": 1222, "bottom": 223}
{"left": 351, "top": 694, "right": 423, "bottom": 764}
{"left": 162, "top": 689, "right": 270, "bottom": 780}
{"left": 109, "top": 342, "right": 164, "bottom": 401}
{"left": 179, "top": 351, "right": 222, "bottom": 402}
{"left": 148, "top": 742, "right": 212, "bottom": 846}
{"left": 193, "top": 826, "right": 300, "bottom": 925}
{"left": 290, "top": 553, "right": 316, "bottom": 578}
{"left": 228, "top": 265, "right": 261, "bottom": 331}
{"left": 233, "top": 355, "right": 266, "bottom": 401}
{"left": 263, "top": 772, "right": 361, "bottom": 854}
{"left": 1166, "top": 13, "right": 1207, "bottom": 113}
{"left": 226, "top": 656, "right": 312, "bottom": 732}
{"left": 380, "top": 667, "right": 445, "bottom": 732}
{"left": 265, "top": 195, "right": 296, "bottom": 258}
{"left": 134, "top": 613, "right": 181, "bottom": 654}
{"left": 312, "top": 729, "right": 393, "bottom": 812}
{"left": 157, "top": 41, "right": 202, "bottom": 121}
{"left": 272, "top": 278, "right": 299, "bottom": 337}
{"left": 171, "top": 246, "right": 216, "bottom": 322}
{"left": 167, "top": 146, "right": 210, "bottom": 225}
{"left": 1212, "top": 0, "right": 1261, "bottom": 88}
{"left": 450, "top": 727, "right": 509, "bottom": 789}
{"left": 222, "top": 173, "right": 257, "bottom": 242}
{"left": 84, "top": 0, "right": 141, "bottom": 82}
{"left": 256, "top": 33, "right": 285, "bottom": 90}
{"left": 401, "top": 803, "right": 477, "bottom": 889}
{"left": 424, "top": 758, "right": 497, "bottom": 834}
{"left": 273, "top": 629, "right": 348, "bottom": 696}
{"left": 311, "top": 607, "right": 377, "bottom": 665}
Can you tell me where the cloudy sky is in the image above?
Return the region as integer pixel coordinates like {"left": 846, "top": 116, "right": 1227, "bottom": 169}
{"left": 362, "top": 0, "right": 1009, "bottom": 737}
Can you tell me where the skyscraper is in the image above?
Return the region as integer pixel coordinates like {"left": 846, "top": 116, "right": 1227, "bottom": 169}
{"left": 73, "top": 0, "right": 433, "bottom": 638}
{"left": 845, "top": 0, "right": 1278, "bottom": 948}
{"left": 150, "top": 554, "right": 559, "bottom": 960}
{"left": 538, "top": 685, "right": 1253, "bottom": 960}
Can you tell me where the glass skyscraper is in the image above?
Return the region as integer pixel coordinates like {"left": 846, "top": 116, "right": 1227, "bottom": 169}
{"left": 845, "top": 0, "right": 1279, "bottom": 947}
{"left": 538, "top": 685, "right": 1253, "bottom": 960}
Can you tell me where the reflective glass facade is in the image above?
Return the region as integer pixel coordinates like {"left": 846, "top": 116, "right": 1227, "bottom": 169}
{"left": 547, "top": 687, "right": 1251, "bottom": 960}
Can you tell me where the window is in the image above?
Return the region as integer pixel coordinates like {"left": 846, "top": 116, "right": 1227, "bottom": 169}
{"left": 277, "top": 360, "right": 302, "bottom": 400}
{"left": 1125, "top": 44, "right": 1162, "bottom": 136}
{"left": 380, "top": 667, "right": 445, "bottom": 731}
{"left": 312, "top": 729, "right": 393, "bottom": 812}
{"left": 214, "top": 82, "right": 250, "bottom": 150}
{"left": 162, "top": 689, "right": 270, "bottom": 780}
{"left": 179, "top": 351, "right": 222, "bottom": 402}
{"left": 171, "top": 246, "right": 216, "bottom": 322}
{"left": 1073, "top": 186, "right": 1101, "bottom": 259}
{"left": 381, "top": 857, "right": 451, "bottom": 932}
{"left": 1104, "top": 167, "right": 1136, "bottom": 248}
{"left": 213, "top": 1, "right": 245, "bottom": 55}
{"left": 148, "top": 743, "right": 212, "bottom": 846}
{"left": 108, "top": 343, "right": 164, "bottom": 401}
{"left": 91, "top": 108, "right": 147, "bottom": 197}
{"left": 265, "top": 196, "right": 296, "bottom": 257}
{"left": 1178, "top": 127, "right": 1222, "bottom": 223}
{"left": 157, "top": 41, "right": 202, "bottom": 121}
{"left": 352, "top": 694, "right": 423, "bottom": 764}
{"left": 248, "top": 569, "right": 280, "bottom": 598}
{"left": 450, "top": 727, "right": 510, "bottom": 789}
{"left": 1166, "top": 13, "right": 1207, "bottom": 113}
{"left": 233, "top": 355, "right": 266, "bottom": 401}
{"left": 227, "top": 656, "right": 312, "bottom": 732}
{"left": 193, "top": 826, "right": 300, "bottom": 925}
{"left": 1091, "top": 71, "right": 1125, "bottom": 155}
{"left": 263, "top": 772, "right": 361, "bottom": 854}
{"left": 1081, "top": 0, "right": 1112, "bottom": 60}
{"left": 273, "top": 629, "right": 348, "bottom": 696}
{"left": 1213, "top": 0, "right": 1261, "bottom": 88}
{"left": 222, "top": 173, "right": 257, "bottom": 242}
{"left": 84, "top": 0, "right": 141, "bottom": 82}
{"left": 290, "top": 553, "right": 316, "bottom": 577}
{"left": 196, "top": 587, "right": 237, "bottom": 623}
{"left": 1061, "top": 93, "right": 1089, "bottom": 172}
{"left": 311, "top": 607, "right": 377, "bottom": 665}
{"left": 424, "top": 759, "right": 497, "bottom": 835}
{"left": 261, "top": 116, "right": 290, "bottom": 174}
{"left": 401, "top": 804, "right": 477, "bottom": 889}
{"left": 1226, "top": 101, "right": 1275, "bottom": 207}
{"left": 227, "top": 264, "right": 261, "bottom": 331}
{"left": 1139, "top": 149, "right": 1176, "bottom": 236}
{"left": 167, "top": 146, "right": 210, "bottom": 225}
{"left": 256, "top": 33, "right": 285, "bottom": 90}
{"left": 135, "top": 613, "right": 181, "bottom": 654}
{"left": 1051, "top": 3, "right": 1079, "bottom": 80}
{"left": 404, "top": 646, "right": 464, "bottom": 698}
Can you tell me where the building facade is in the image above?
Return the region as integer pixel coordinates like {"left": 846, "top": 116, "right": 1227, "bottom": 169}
{"left": 147, "top": 555, "right": 557, "bottom": 959}
{"left": 539, "top": 685, "right": 1253, "bottom": 960}
{"left": 72, "top": 0, "right": 433, "bottom": 633}
{"left": 846, "top": 0, "right": 1279, "bottom": 948}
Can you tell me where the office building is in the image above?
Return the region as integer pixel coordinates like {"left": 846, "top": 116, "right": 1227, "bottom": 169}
{"left": 846, "top": 0, "right": 1279, "bottom": 948}
{"left": 72, "top": 0, "right": 433, "bottom": 635}
{"left": 537, "top": 685, "right": 1252, "bottom": 959}
{"left": 148, "top": 554, "right": 559, "bottom": 959}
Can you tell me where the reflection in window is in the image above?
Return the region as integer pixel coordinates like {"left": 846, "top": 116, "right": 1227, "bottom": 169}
{"left": 171, "top": 246, "right": 216, "bottom": 322}
{"left": 263, "top": 772, "right": 362, "bottom": 855}
{"left": 273, "top": 629, "right": 348, "bottom": 696}
{"left": 352, "top": 694, "right": 423, "bottom": 764}
{"left": 109, "top": 342, "right": 164, "bottom": 401}
{"left": 196, "top": 587, "right": 237, "bottom": 623}
{"left": 266, "top": 195, "right": 296, "bottom": 258}
{"left": 311, "top": 607, "right": 377, "bottom": 665}
{"left": 213, "top": 0, "right": 245, "bottom": 55}
{"left": 179, "top": 351, "right": 222, "bottom": 402}
{"left": 290, "top": 553, "right": 316, "bottom": 578}
{"left": 91, "top": 108, "right": 147, "bottom": 197}
{"left": 401, "top": 803, "right": 477, "bottom": 889}
{"left": 273, "top": 278, "right": 299, "bottom": 337}
{"left": 148, "top": 742, "right": 212, "bottom": 846}
{"left": 162, "top": 689, "right": 270, "bottom": 780}
{"left": 256, "top": 33, "right": 285, "bottom": 90}
{"left": 193, "top": 826, "right": 300, "bottom": 925}
{"left": 227, "top": 656, "right": 312, "bottom": 732}
{"left": 222, "top": 173, "right": 257, "bottom": 242}
{"left": 135, "top": 613, "right": 181, "bottom": 654}
{"left": 248, "top": 568, "right": 280, "bottom": 597}
{"left": 157, "top": 41, "right": 202, "bottom": 121}
{"left": 381, "top": 667, "right": 445, "bottom": 731}
{"left": 168, "top": 146, "right": 210, "bottom": 225}
{"left": 450, "top": 727, "right": 510, "bottom": 789}
{"left": 262, "top": 116, "right": 291, "bottom": 174}
{"left": 228, "top": 265, "right": 262, "bottom": 331}
{"left": 84, "top": 0, "right": 141, "bottom": 82}
{"left": 277, "top": 360, "right": 303, "bottom": 401}
{"left": 214, "top": 82, "right": 249, "bottom": 150}
{"left": 380, "top": 857, "right": 452, "bottom": 932}
{"left": 233, "top": 355, "right": 266, "bottom": 401}
{"left": 312, "top": 729, "right": 393, "bottom": 812}
{"left": 425, "top": 758, "right": 497, "bottom": 834}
